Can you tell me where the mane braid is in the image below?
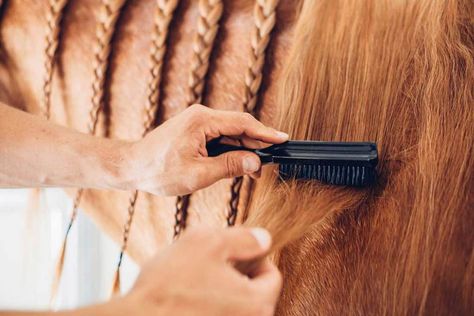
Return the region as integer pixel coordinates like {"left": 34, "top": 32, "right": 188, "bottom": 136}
{"left": 143, "top": 0, "right": 179, "bottom": 136}
{"left": 227, "top": 0, "right": 279, "bottom": 226}
{"left": 42, "top": 0, "right": 70, "bottom": 306}
{"left": 42, "top": 0, "right": 68, "bottom": 120}
{"left": 112, "top": 0, "right": 179, "bottom": 296}
{"left": 174, "top": 0, "right": 223, "bottom": 238}
{"left": 89, "top": 0, "right": 128, "bottom": 134}
{"left": 50, "top": 0, "right": 128, "bottom": 304}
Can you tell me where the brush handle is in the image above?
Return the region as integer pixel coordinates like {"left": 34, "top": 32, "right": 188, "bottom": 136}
{"left": 206, "top": 139, "right": 378, "bottom": 166}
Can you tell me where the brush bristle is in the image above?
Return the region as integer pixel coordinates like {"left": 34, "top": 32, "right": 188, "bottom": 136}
{"left": 279, "top": 163, "right": 376, "bottom": 186}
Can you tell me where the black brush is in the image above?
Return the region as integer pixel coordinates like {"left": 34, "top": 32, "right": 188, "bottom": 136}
{"left": 206, "top": 139, "right": 378, "bottom": 187}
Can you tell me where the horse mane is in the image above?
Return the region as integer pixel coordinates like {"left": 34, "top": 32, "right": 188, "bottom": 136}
{"left": 244, "top": 0, "right": 474, "bottom": 314}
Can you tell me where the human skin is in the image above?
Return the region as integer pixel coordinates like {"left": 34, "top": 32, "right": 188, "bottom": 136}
{"left": 0, "top": 102, "right": 287, "bottom": 315}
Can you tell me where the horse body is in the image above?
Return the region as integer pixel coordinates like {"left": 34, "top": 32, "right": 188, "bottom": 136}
{"left": 1, "top": 1, "right": 473, "bottom": 315}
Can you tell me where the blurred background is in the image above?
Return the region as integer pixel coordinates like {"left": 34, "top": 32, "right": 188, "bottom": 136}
{"left": 0, "top": 188, "right": 139, "bottom": 310}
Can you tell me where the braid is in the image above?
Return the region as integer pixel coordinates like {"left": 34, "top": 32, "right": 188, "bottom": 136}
{"left": 111, "top": 190, "right": 138, "bottom": 296}
{"left": 243, "top": 0, "right": 279, "bottom": 114}
{"left": 186, "top": 0, "right": 223, "bottom": 105}
{"left": 112, "top": 0, "right": 179, "bottom": 296}
{"left": 50, "top": 188, "right": 83, "bottom": 305}
{"left": 144, "top": 0, "right": 179, "bottom": 135}
{"left": 51, "top": 0, "right": 127, "bottom": 304}
{"left": 42, "top": 0, "right": 68, "bottom": 120}
{"left": 90, "top": 0, "right": 127, "bottom": 134}
{"left": 42, "top": 0, "right": 70, "bottom": 306}
{"left": 227, "top": 0, "right": 279, "bottom": 226}
{"left": 174, "top": 0, "right": 223, "bottom": 239}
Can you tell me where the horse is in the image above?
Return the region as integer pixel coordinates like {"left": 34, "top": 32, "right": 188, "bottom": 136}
{"left": 0, "top": 0, "right": 472, "bottom": 314}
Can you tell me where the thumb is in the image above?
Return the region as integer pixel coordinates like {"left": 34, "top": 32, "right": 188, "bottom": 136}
{"left": 206, "top": 151, "right": 261, "bottom": 180}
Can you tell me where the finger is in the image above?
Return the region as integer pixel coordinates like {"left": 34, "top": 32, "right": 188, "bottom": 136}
{"left": 248, "top": 259, "right": 282, "bottom": 299}
{"left": 239, "top": 136, "right": 273, "bottom": 149}
{"left": 248, "top": 169, "right": 261, "bottom": 179}
{"left": 186, "top": 152, "right": 260, "bottom": 192}
{"left": 218, "top": 227, "right": 272, "bottom": 262}
{"left": 206, "top": 150, "right": 262, "bottom": 179}
{"left": 207, "top": 110, "right": 288, "bottom": 144}
{"left": 218, "top": 135, "right": 271, "bottom": 150}
{"left": 209, "top": 135, "right": 272, "bottom": 149}
{"left": 219, "top": 136, "right": 242, "bottom": 147}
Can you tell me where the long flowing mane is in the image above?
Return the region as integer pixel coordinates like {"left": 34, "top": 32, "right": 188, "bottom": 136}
{"left": 245, "top": 1, "right": 474, "bottom": 314}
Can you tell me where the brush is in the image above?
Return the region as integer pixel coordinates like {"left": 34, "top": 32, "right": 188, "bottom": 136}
{"left": 206, "top": 139, "right": 378, "bottom": 187}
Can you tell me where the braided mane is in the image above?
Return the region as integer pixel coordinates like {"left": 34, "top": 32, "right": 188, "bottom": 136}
{"left": 42, "top": 0, "right": 68, "bottom": 120}
{"left": 174, "top": 0, "right": 224, "bottom": 238}
{"left": 227, "top": 0, "right": 279, "bottom": 226}
{"left": 114, "top": 0, "right": 179, "bottom": 295}
{"left": 49, "top": 0, "right": 128, "bottom": 302}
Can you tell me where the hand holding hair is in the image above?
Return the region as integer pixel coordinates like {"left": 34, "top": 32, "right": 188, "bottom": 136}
{"left": 117, "top": 226, "right": 282, "bottom": 316}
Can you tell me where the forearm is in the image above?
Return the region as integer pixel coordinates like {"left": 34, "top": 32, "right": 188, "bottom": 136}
{"left": 0, "top": 103, "right": 287, "bottom": 196}
{"left": 0, "top": 103, "right": 130, "bottom": 190}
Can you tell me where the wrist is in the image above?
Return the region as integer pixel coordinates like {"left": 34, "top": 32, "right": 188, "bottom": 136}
{"left": 110, "top": 137, "right": 168, "bottom": 195}
{"left": 93, "top": 138, "right": 136, "bottom": 191}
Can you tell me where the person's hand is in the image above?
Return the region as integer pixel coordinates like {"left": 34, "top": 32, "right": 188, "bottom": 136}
{"left": 120, "top": 104, "right": 288, "bottom": 196}
{"left": 121, "top": 226, "right": 282, "bottom": 316}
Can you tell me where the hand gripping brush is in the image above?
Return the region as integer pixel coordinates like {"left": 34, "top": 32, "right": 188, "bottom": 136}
{"left": 206, "top": 139, "right": 378, "bottom": 187}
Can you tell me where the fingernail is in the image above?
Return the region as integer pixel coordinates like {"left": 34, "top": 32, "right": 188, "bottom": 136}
{"left": 275, "top": 131, "right": 289, "bottom": 140}
{"left": 243, "top": 156, "right": 260, "bottom": 173}
{"left": 250, "top": 227, "right": 272, "bottom": 250}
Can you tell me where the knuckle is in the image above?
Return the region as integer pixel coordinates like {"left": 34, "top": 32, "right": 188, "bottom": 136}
{"left": 240, "top": 112, "right": 255, "bottom": 125}
{"left": 189, "top": 103, "right": 205, "bottom": 112}
{"left": 243, "top": 112, "right": 254, "bottom": 120}
{"left": 187, "top": 104, "right": 207, "bottom": 124}
{"left": 223, "top": 154, "right": 241, "bottom": 178}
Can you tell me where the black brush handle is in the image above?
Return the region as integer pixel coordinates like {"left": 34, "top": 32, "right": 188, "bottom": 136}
{"left": 206, "top": 139, "right": 378, "bottom": 166}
